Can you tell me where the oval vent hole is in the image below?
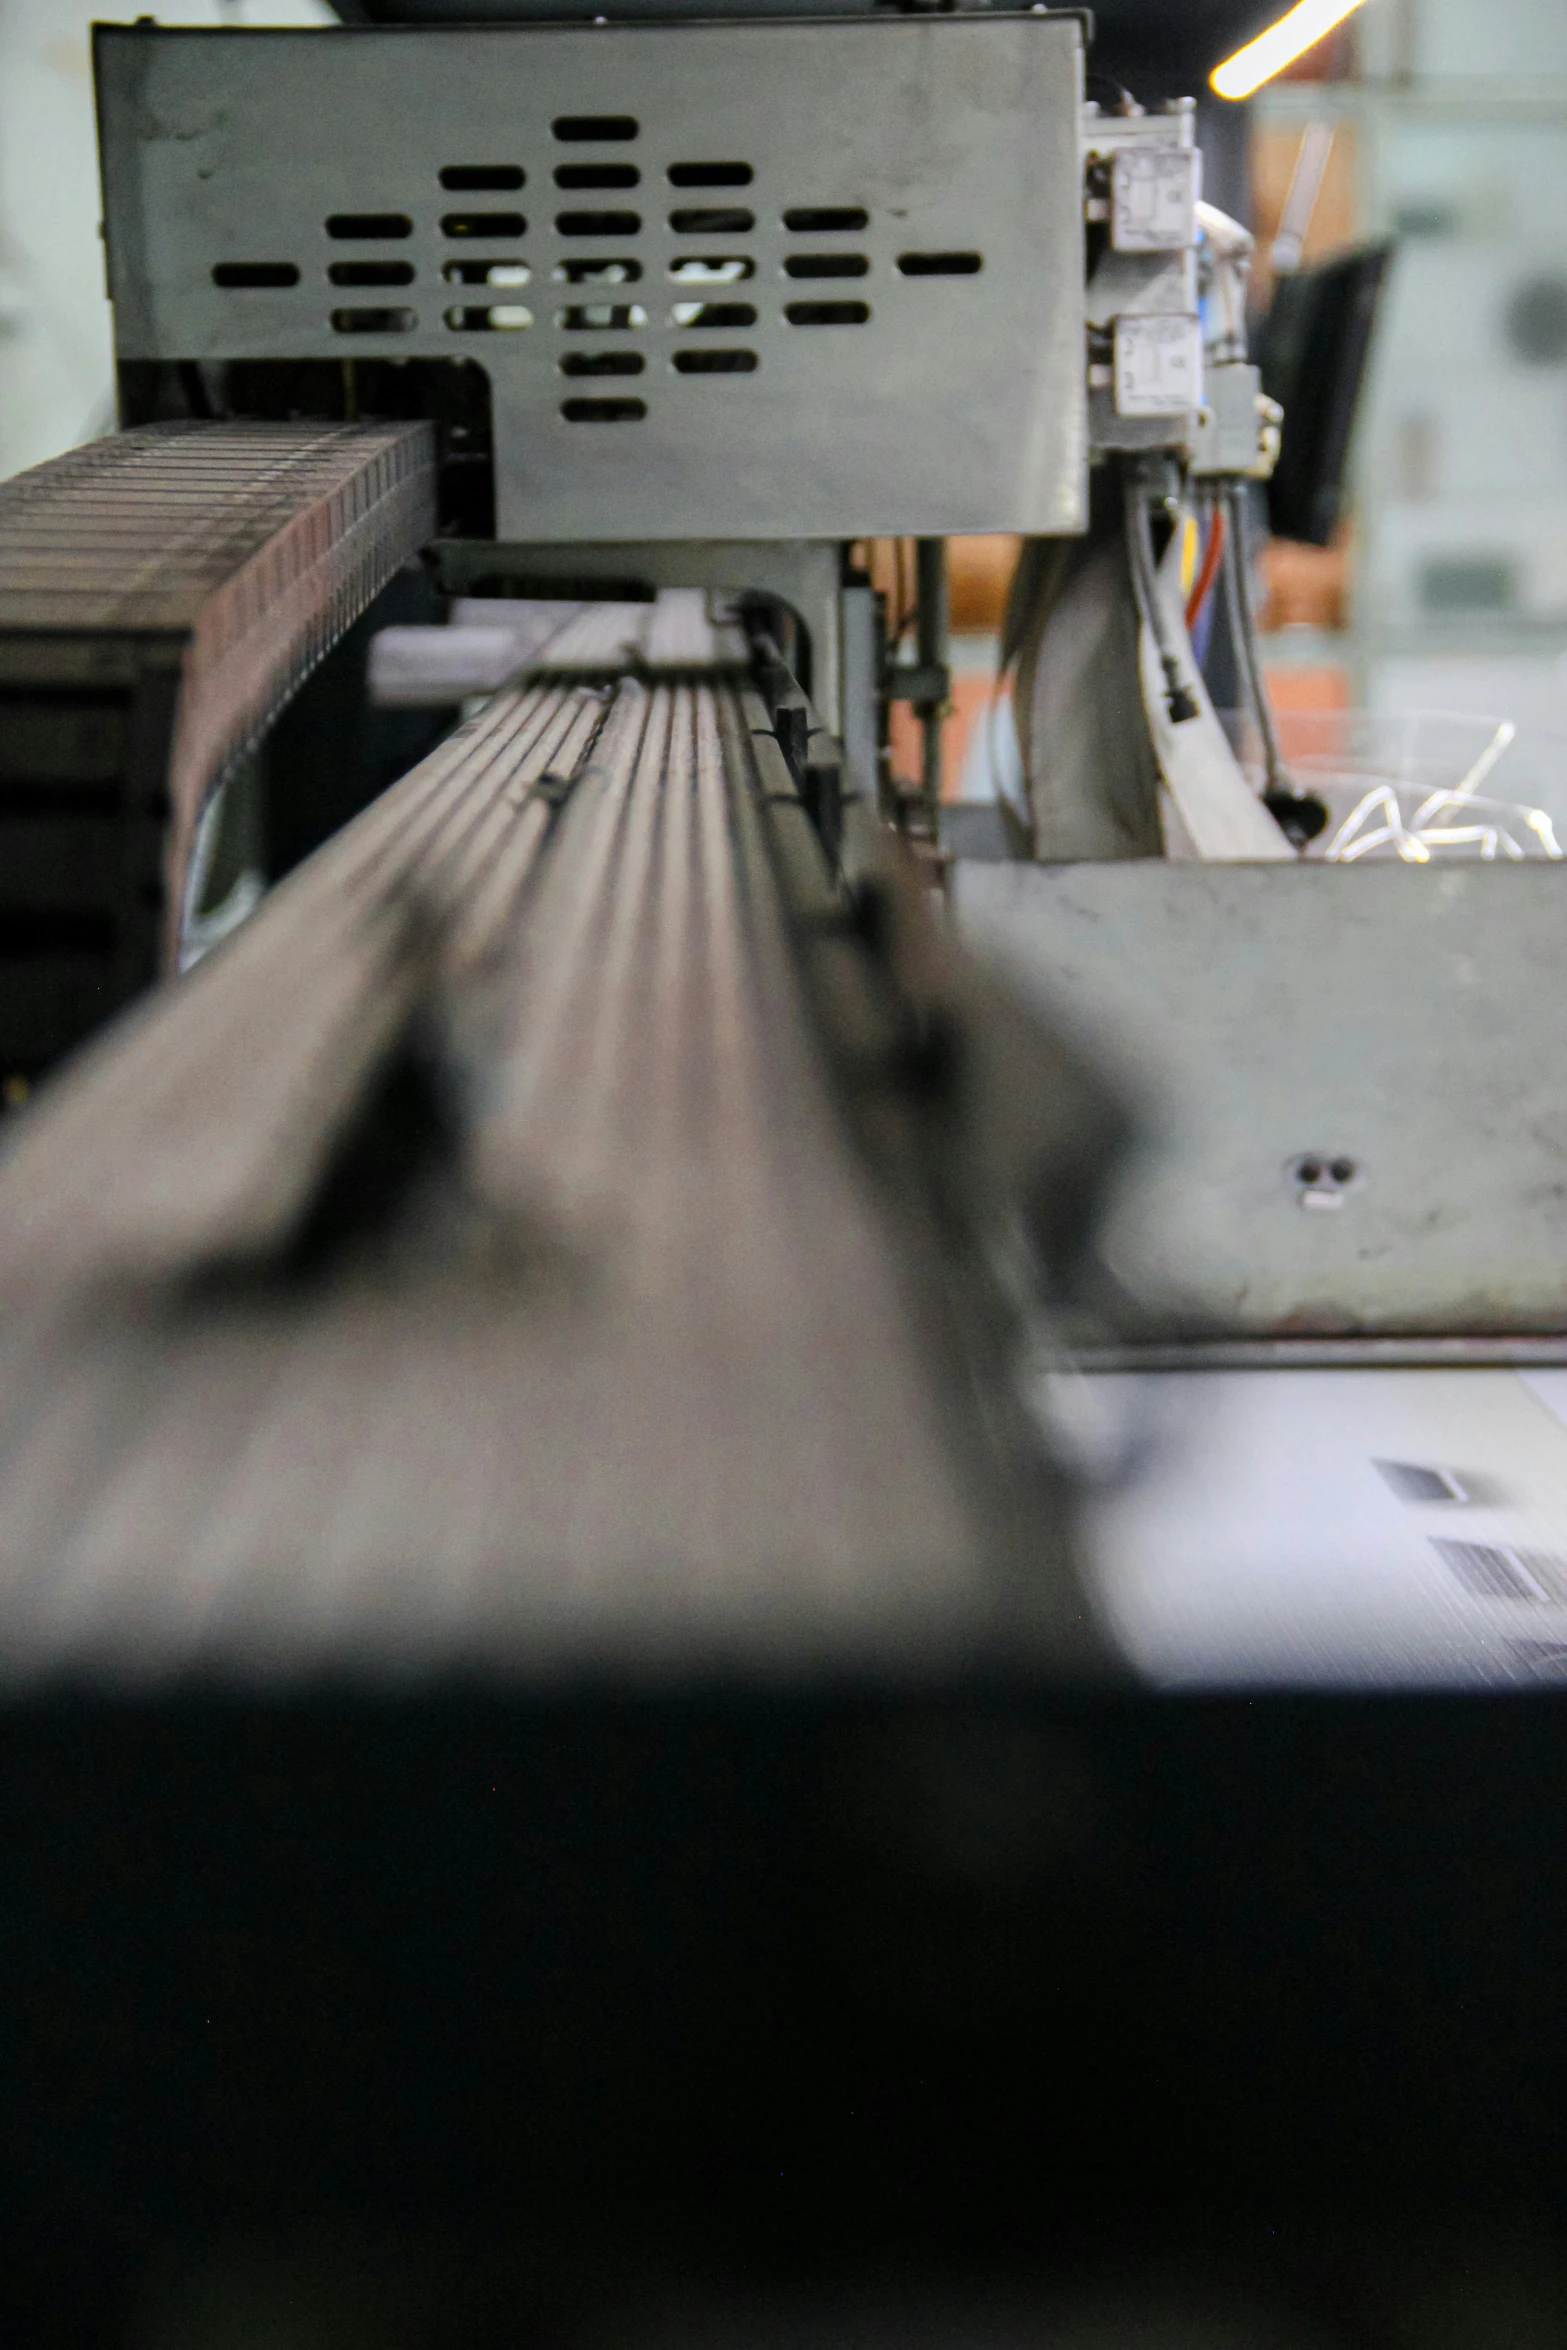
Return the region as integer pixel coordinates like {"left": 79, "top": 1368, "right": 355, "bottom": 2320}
{"left": 560, "top": 350, "right": 646, "bottom": 377}
{"left": 668, "top": 256, "right": 754, "bottom": 284}
{"left": 555, "top": 163, "right": 639, "bottom": 190}
{"left": 444, "top": 304, "right": 533, "bottom": 331}
{"left": 555, "top": 257, "right": 643, "bottom": 284}
{"left": 897, "top": 251, "right": 983, "bottom": 276}
{"left": 557, "top": 303, "right": 648, "bottom": 330}
{"left": 442, "top": 211, "right": 525, "bottom": 239}
{"left": 443, "top": 260, "right": 529, "bottom": 287}
{"left": 556, "top": 210, "right": 641, "bottom": 237}
{"left": 212, "top": 262, "right": 299, "bottom": 288}
{"left": 668, "top": 162, "right": 754, "bottom": 188}
{"left": 783, "top": 253, "right": 868, "bottom": 280}
{"left": 784, "top": 299, "right": 870, "bottom": 326}
{"left": 673, "top": 348, "right": 757, "bottom": 374}
{"left": 783, "top": 206, "right": 868, "bottom": 233}
{"left": 671, "top": 301, "right": 756, "bottom": 329}
{"left": 326, "top": 213, "right": 412, "bottom": 241}
{"left": 440, "top": 165, "right": 524, "bottom": 192}
{"left": 553, "top": 115, "right": 639, "bottom": 142}
{"left": 670, "top": 207, "right": 754, "bottom": 237}
{"left": 562, "top": 396, "right": 647, "bottom": 421}
{"left": 330, "top": 260, "right": 414, "bottom": 287}
{"left": 331, "top": 306, "right": 416, "bottom": 332}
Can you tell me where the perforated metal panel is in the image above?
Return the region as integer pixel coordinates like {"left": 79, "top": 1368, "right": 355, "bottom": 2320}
{"left": 95, "top": 17, "right": 1088, "bottom": 542}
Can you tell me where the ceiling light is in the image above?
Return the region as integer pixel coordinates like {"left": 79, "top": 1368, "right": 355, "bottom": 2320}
{"left": 1210, "top": 0, "right": 1367, "bottom": 100}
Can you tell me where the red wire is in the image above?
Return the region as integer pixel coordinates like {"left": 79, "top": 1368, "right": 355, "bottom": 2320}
{"left": 1185, "top": 504, "right": 1227, "bottom": 634}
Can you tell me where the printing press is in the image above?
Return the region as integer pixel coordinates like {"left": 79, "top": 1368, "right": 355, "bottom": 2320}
{"left": 1, "top": 6, "right": 1566, "bottom": 2343}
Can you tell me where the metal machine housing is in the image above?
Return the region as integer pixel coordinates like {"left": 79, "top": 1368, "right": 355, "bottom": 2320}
{"left": 95, "top": 16, "right": 1088, "bottom": 543}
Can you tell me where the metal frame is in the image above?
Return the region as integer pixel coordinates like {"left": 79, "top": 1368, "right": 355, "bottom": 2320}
{"left": 95, "top": 16, "right": 1088, "bottom": 544}
{"left": 954, "top": 856, "right": 1567, "bottom": 1345}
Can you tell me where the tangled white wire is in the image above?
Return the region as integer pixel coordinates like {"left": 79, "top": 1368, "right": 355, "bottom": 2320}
{"left": 1322, "top": 720, "right": 1563, "bottom": 863}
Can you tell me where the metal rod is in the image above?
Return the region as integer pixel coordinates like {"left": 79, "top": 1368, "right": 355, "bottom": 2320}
{"left": 914, "top": 537, "right": 948, "bottom": 828}
{"left": 1271, "top": 122, "right": 1334, "bottom": 277}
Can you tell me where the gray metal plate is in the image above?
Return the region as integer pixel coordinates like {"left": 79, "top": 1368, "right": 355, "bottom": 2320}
{"left": 96, "top": 18, "right": 1087, "bottom": 542}
{"left": 953, "top": 860, "right": 1567, "bottom": 1340}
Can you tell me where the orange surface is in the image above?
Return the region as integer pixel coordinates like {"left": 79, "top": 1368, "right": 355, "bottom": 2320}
{"left": 947, "top": 535, "right": 1022, "bottom": 633}
{"left": 1249, "top": 120, "right": 1360, "bottom": 310}
{"left": 1259, "top": 534, "right": 1351, "bottom": 629}
{"left": 1262, "top": 663, "right": 1351, "bottom": 762}
{"left": 865, "top": 537, "right": 1018, "bottom": 800}
{"left": 889, "top": 668, "right": 1007, "bottom": 803}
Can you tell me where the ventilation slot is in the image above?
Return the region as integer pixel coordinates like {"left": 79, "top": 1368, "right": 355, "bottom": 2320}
{"left": 555, "top": 163, "right": 639, "bottom": 190}
{"left": 326, "top": 213, "right": 412, "bottom": 240}
{"left": 443, "top": 260, "right": 529, "bottom": 287}
{"left": 668, "top": 162, "right": 754, "bottom": 188}
{"left": 783, "top": 206, "right": 868, "bottom": 233}
{"left": 212, "top": 262, "right": 299, "bottom": 288}
{"left": 440, "top": 165, "right": 524, "bottom": 191}
{"left": 783, "top": 253, "right": 868, "bottom": 280}
{"left": 553, "top": 116, "right": 639, "bottom": 142}
{"left": 331, "top": 260, "right": 415, "bottom": 287}
{"left": 1376, "top": 1460, "right": 1470, "bottom": 1505}
{"left": 785, "top": 299, "right": 870, "bottom": 326}
{"left": 561, "top": 351, "right": 645, "bottom": 377}
{"left": 1519, "top": 1553, "right": 1567, "bottom": 1601}
{"left": 1515, "top": 1642, "right": 1567, "bottom": 1681}
{"left": 331, "top": 306, "right": 416, "bottom": 333}
{"left": 557, "top": 210, "right": 641, "bottom": 238}
{"left": 445, "top": 304, "right": 533, "bottom": 331}
{"left": 1431, "top": 1540, "right": 1553, "bottom": 1603}
{"left": 555, "top": 258, "right": 642, "bottom": 285}
{"left": 673, "top": 348, "right": 757, "bottom": 375}
{"left": 671, "top": 301, "right": 756, "bottom": 329}
{"left": 670, "top": 207, "right": 754, "bottom": 237}
{"left": 562, "top": 396, "right": 646, "bottom": 421}
{"left": 897, "top": 250, "right": 984, "bottom": 276}
{"left": 442, "top": 211, "right": 526, "bottom": 239}
{"left": 668, "top": 256, "right": 754, "bottom": 284}
{"left": 557, "top": 303, "right": 648, "bottom": 330}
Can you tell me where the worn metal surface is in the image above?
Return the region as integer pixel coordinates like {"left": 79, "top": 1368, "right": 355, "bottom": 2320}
{"left": 0, "top": 419, "right": 437, "bottom": 992}
{"left": 0, "top": 600, "right": 1108, "bottom": 1683}
{"left": 95, "top": 16, "right": 1087, "bottom": 540}
{"left": 436, "top": 541, "right": 847, "bottom": 727}
{"left": 953, "top": 858, "right": 1567, "bottom": 1341}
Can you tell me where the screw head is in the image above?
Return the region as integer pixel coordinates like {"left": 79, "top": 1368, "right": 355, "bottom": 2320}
{"left": 1290, "top": 1154, "right": 1361, "bottom": 1198}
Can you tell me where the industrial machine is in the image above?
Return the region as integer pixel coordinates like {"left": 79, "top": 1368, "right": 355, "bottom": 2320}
{"left": 3, "top": 9, "right": 1567, "bottom": 2347}
{"left": 10, "top": 6, "right": 1415, "bottom": 1371}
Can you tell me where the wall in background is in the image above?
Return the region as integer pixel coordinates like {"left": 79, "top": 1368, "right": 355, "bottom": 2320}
{"left": 1358, "top": 0, "right": 1567, "bottom": 86}
{"left": 0, "top": 0, "right": 332, "bottom": 484}
{"left": 1249, "top": 0, "right": 1567, "bottom": 773}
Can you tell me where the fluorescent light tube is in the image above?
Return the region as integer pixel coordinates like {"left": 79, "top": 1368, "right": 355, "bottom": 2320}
{"left": 1211, "top": 0, "right": 1367, "bottom": 100}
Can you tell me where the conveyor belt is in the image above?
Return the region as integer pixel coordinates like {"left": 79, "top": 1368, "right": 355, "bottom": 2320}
{"left": 0, "top": 596, "right": 1109, "bottom": 1684}
{"left": 0, "top": 420, "right": 437, "bottom": 1074}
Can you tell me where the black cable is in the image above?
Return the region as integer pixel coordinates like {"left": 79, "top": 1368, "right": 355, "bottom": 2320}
{"left": 1124, "top": 471, "right": 1198, "bottom": 725}
{"left": 1220, "top": 481, "right": 1284, "bottom": 794}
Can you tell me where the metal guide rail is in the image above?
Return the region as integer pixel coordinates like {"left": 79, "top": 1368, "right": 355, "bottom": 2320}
{"left": 0, "top": 595, "right": 1117, "bottom": 1686}
{"left": 0, "top": 419, "right": 437, "bottom": 1078}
